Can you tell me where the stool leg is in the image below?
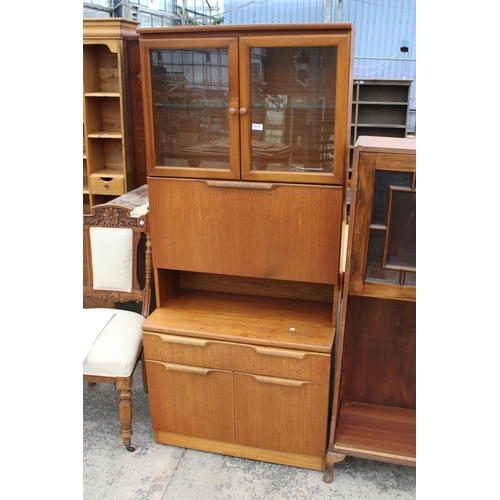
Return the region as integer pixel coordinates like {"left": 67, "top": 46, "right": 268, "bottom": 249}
{"left": 116, "top": 376, "right": 135, "bottom": 452}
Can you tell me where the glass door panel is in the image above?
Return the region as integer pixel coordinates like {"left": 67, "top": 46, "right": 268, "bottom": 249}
{"left": 145, "top": 38, "right": 240, "bottom": 179}
{"left": 239, "top": 35, "right": 349, "bottom": 184}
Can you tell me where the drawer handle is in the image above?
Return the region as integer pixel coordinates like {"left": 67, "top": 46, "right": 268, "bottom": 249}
{"left": 247, "top": 374, "right": 309, "bottom": 387}
{"left": 205, "top": 180, "right": 276, "bottom": 190}
{"left": 149, "top": 333, "right": 209, "bottom": 347}
{"left": 151, "top": 359, "right": 214, "bottom": 375}
{"left": 252, "top": 346, "right": 307, "bottom": 359}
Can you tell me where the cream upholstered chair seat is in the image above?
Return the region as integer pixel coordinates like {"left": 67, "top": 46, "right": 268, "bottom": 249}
{"left": 83, "top": 203, "right": 152, "bottom": 452}
{"left": 83, "top": 309, "right": 144, "bottom": 379}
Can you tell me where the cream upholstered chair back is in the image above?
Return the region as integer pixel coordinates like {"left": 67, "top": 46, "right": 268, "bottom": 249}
{"left": 83, "top": 204, "right": 151, "bottom": 318}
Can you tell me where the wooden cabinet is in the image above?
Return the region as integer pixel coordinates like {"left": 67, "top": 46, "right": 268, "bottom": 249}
{"left": 139, "top": 23, "right": 355, "bottom": 471}
{"left": 325, "top": 136, "right": 416, "bottom": 482}
{"left": 83, "top": 19, "right": 139, "bottom": 207}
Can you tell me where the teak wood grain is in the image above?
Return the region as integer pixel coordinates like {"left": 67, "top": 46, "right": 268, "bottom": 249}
{"left": 142, "top": 289, "right": 335, "bottom": 353}
{"left": 148, "top": 178, "right": 342, "bottom": 285}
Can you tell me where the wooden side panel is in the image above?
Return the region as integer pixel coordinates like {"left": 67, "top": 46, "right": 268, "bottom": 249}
{"left": 146, "top": 360, "right": 234, "bottom": 443}
{"left": 148, "top": 178, "right": 342, "bottom": 284}
{"left": 339, "top": 296, "right": 416, "bottom": 409}
{"left": 234, "top": 373, "right": 329, "bottom": 457}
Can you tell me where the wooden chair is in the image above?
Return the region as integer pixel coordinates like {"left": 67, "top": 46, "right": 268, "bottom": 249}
{"left": 83, "top": 203, "right": 152, "bottom": 452}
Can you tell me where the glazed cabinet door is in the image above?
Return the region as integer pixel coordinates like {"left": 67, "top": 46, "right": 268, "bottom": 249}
{"left": 146, "top": 359, "right": 235, "bottom": 443}
{"left": 349, "top": 143, "right": 416, "bottom": 301}
{"left": 234, "top": 373, "right": 329, "bottom": 457}
{"left": 140, "top": 37, "right": 241, "bottom": 180}
{"left": 238, "top": 34, "right": 352, "bottom": 185}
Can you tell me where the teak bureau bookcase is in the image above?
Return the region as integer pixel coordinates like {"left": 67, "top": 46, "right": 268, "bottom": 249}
{"left": 139, "top": 23, "right": 355, "bottom": 471}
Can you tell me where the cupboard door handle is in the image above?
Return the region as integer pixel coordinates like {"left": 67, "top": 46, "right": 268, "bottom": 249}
{"left": 228, "top": 108, "right": 237, "bottom": 115}
{"left": 205, "top": 180, "right": 276, "bottom": 190}
{"left": 252, "top": 346, "right": 307, "bottom": 359}
{"left": 151, "top": 359, "right": 215, "bottom": 376}
{"left": 239, "top": 107, "right": 248, "bottom": 115}
{"left": 247, "top": 373, "right": 309, "bottom": 387}
{"left": 150, "top": 333, "right": 209, "bottom": 347}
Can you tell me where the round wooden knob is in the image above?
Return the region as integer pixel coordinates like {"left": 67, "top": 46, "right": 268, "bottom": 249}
{"left": 239, "top": 107, "right": 248, "bottom": 115}
{"left": 228, "top": 108, "right": 237, "bottom": 115}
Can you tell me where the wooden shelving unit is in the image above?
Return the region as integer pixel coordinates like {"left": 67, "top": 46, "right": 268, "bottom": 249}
{"left": 349, "top": 79, "right": 412, "bottom": 174}
{"left": 83, "top": 18, "right": 139, "bottom": 207}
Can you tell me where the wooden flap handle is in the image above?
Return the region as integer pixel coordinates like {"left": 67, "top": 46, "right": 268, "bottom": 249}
{"left": 149, "top": 333, "right": 209, "bottom": 347}
{"left": 246, "top": 373, "right": 309, "bottom": 387}
{"left": 150, "top": 359, "right": 216, "bottom": 376}
{"left": 252, "top": 345, "right": 307, "bottom": 359}
{"left": 204, "top": 180, "right": 276, "bottom": 190}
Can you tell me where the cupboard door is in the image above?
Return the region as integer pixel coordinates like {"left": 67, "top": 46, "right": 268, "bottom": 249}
{"left": 146, "top": 360, "right": 234, "bottom": 443}
{"left": 148, "top": 177, "right": 342, "bottom": 284}
{"left": 238, "top": 34, "right": 352, "bottom": 185}
{"left": 140, "top": 38, "right": 241, "bottom": 180}
{"left": 234, "top": 373, "right": 329, "bottom": 457}
{"left": 349, "top": 142, "right": 416, "bottom": 301}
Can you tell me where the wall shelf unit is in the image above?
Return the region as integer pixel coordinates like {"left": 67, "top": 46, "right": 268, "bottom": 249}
{"left": 83, "top": 18, "right": 139, "bottom": 207}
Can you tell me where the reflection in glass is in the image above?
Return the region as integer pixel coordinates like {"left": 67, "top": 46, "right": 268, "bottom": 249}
{"left": 366, "top": 229, "right": 401, "bottom": 284}
{"left": 150, "top": 48, "right": 230, "bottom": 169}
{"left": 365, "top": 170, "right": 416, "bottom": 286}
{"left": 249, "top": 46, "right": 337, "bottom": 172}
{"left": 371, "top": 171, "right": 413, "bottom": 225}
{"left": 385, "top": 189, "right": 416, "bottom": 269}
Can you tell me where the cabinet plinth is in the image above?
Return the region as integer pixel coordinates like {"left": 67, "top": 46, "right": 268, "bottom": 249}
{"left": 140, "top": 23, "right": 355, "bottom": 471}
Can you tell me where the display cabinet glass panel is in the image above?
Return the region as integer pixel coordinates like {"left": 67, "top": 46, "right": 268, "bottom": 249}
{"left": 150, "top": 48, "right": 232, "bottom": 171}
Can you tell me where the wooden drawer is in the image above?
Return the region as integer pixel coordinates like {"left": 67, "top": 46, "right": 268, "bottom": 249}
{"left": 147, "top": 177, "right": 342, "bottom": 284}
{"left": 143, "top": 332, "right": 331, "bottom": 383}
{"left": 90, "top": 175, "right": 124, "bottom": 195}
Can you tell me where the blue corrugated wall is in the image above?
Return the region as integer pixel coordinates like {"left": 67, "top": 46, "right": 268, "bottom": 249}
{"left": 224, "top": 0, "right": 416, "bottom": 132}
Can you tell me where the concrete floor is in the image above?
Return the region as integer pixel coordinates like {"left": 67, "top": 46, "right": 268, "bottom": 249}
{"left": 83, "top": 361, "right": 416, "bottom": 500}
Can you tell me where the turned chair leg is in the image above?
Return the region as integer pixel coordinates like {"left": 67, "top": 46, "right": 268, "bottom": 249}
{"left": 116, "top": 376, "right": 135, "bottom": 452}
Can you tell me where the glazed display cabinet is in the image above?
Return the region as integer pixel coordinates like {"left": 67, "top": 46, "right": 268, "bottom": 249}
{"left": 139, "top": 23, "right": 355, "bottom": 471}
{"left": 325, "top": 136, "right": 416, "bottom": 482}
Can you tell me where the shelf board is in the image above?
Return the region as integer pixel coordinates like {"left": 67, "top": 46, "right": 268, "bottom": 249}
{"left": 87, "top": 131, "right": 122, "bottom": 139}
{"left": 143, "top": 288, "right": 335, "bottom": 353}
{"left": 355, "top": 123, "right": 406, "bottom": 129}
{"left": 354, "top": 101, "right": 408, "bottom": 106}
{"left": 84, "top": 92, "right": 120, "bottom": 98}
{"left": 90, "top": 168, "right": 124, "bottom": 179}
{"left": 334, "top": 400, "right": 415, "bottom": 464}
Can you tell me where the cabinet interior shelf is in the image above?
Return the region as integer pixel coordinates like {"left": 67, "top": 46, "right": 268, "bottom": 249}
{"left": 355, "top": 123, "right": 407, "bottom": 129}
{"left": 355, "top": 101, "right": 408, "bottom": 106}
{"left": 87, "top": 131, "right": 123, "bottom": 139}
{"left": 90, "top": 168, "right": 124, "bottom": 179}
{"left": 85, "top": 92, "right": 121, "bottom": 98}
{"left": 334, "top": 400, "right": 415, "bottom": 463}
{"left": 146, "top": 288, "right": 335, "bottom": 353}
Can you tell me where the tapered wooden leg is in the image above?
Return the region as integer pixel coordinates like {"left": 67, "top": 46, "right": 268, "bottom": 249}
{"left": 323, "top": 452, "right": 346, "bottom": 483}
{"left": 116, "top": 377, "right": 135, "bottom": 452}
